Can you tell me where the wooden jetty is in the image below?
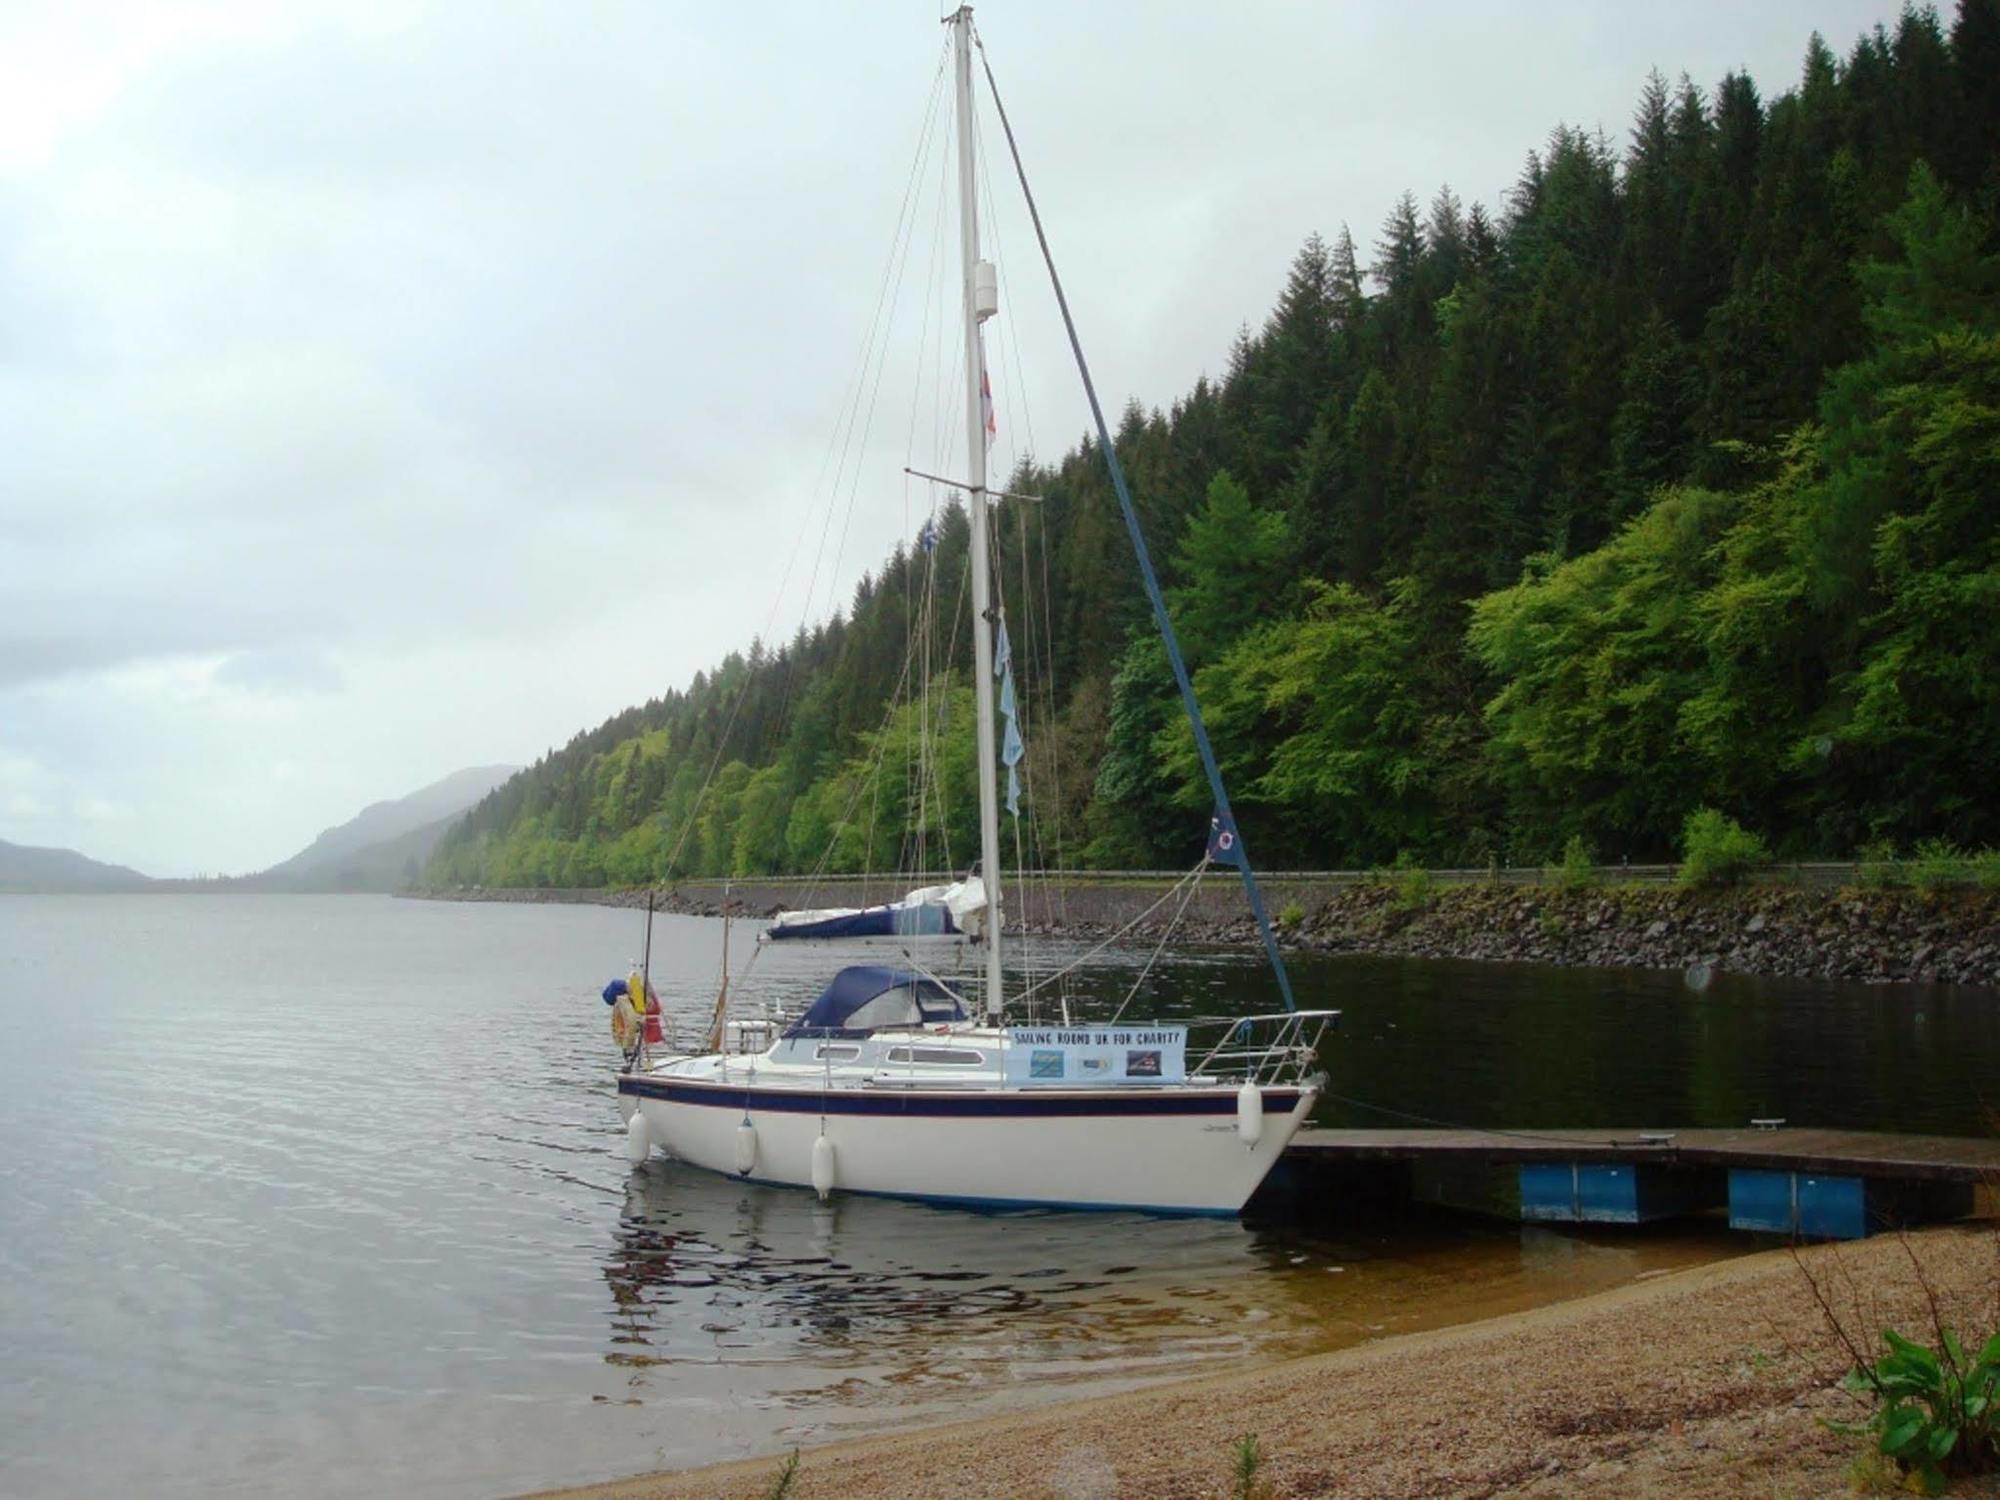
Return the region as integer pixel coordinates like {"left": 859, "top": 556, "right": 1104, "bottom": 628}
{"left": 1273, "top": 1126, "right": 2000, "bottom": 1239}
{"left": 1289, "top": 1126, "right": 2000, "bottom": 1182}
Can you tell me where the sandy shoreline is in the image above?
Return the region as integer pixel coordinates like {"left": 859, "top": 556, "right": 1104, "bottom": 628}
{"left": 521, "top": 1223, "right": 2000, "bottom": 1500}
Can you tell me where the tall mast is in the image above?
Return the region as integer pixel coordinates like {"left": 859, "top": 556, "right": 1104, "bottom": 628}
{"left": 951, "top": 5, "right": 1004, "bottom": 1021}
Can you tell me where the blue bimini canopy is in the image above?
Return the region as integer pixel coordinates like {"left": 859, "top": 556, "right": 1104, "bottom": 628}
{"left": 783, "top": 966, "right": 967, "bottom": 1038}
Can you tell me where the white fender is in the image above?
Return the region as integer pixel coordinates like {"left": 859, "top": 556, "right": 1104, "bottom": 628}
{"left": 625, "top": 1109, "right": 652, "bottom": 1165}
{"left": 1236, "top": 1081, "right": 1264, "bottom": 1147}
{"left": 734, "top": 1120, "right": 758, "bottom": 1176}
{"left": 811, "top": 1135, "right": 837, "bottom": 1201}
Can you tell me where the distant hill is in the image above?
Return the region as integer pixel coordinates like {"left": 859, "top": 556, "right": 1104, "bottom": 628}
{"left": 254, "top": 765, "right": 518, "bottom": 891}
{"left": 0, "top": 838, "right": 151, "bottom": 891}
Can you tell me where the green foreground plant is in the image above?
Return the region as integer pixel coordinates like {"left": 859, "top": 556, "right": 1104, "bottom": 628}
{"left": 759, "top": 1448, "right": 800, "bottom": 1500}
{"left": 1831, "top": 1328, "right": 2000, "bottom": 1494}
{"left": 1230, "top": 1433, "right": 1270, "bottom": 1500}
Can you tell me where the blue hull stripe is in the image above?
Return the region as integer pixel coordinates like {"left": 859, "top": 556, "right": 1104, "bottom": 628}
{"left": 704, "top": 1164, "right": 1239, "bottom": 1218}
{"left": 619, "top": 1075, "right": 1301, "bottom": 1119}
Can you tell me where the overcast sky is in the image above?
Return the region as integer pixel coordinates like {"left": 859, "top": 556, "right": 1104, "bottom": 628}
{"left": 1, "top": 0, "right": 1906, "bottom": 876}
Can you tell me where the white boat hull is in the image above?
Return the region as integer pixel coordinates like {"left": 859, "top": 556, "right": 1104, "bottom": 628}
{"left": 619, "top": 1075, "right": 1317, "bottom": 1215}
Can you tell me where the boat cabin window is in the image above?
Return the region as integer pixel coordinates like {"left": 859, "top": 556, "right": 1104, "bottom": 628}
{"left": 814, "top": 1044, "right": 861, "bottom": 1062}
{"left": 843, "top": 984, "right": 962, "bottom": 1032}
{"left": 885, "top": 1046, "right": 987, "bottom": 1067}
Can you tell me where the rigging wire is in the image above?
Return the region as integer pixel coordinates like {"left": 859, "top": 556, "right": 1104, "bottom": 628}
{"left": 901, "top": 122, "right": 956, "bottom": 890}
{"left": 801, "top": 175, "right": 941, "bottom": 910}
{"left": 801, "top": 41, "right": 952, "bottom": 631}
{"left": 658, "top": 39, "right": 951, "bottom": 894}
{"left": 1008, "top": 859, "right": 1207, "bottom": 1004}
{"left": 1108, "top": 857, "right": 1210, "bottom": 1025}
{"left": 930, "top": 514, "right": 971, "bottom": 876}
{"left": 969, "top": 66, "right": 1077, "bottom": 1005}
{"left": 797, "top": 652, "right": 918, "bottom": 901}
{"left": 973, "top": 25, "right": 1298, "bottom": 1013}
{"left": 769, "top": 41, "right": 950, "bottom": 739}
{"left": 793, "top": 188, "right": 970, "bottom": 905}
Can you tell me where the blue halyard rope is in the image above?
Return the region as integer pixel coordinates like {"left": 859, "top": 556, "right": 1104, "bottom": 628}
{"left": 974, "top": 38, "right": 1297, "bottom": 1012}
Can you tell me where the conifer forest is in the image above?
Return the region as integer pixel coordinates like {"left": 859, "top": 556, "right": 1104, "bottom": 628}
{"left": 431, "top": 3, "right": 2000, "bottom": 889}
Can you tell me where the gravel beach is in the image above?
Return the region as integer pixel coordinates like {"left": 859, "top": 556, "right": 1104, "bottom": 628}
{"left": 523, "top": 1223, "right": 2000, "bottom": 1500}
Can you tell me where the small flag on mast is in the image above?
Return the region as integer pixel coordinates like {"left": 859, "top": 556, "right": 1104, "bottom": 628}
{"left": 980, "top": 358, "right": 996, "bottom": 439}
{"left": 996, "top": 619, "right": 1023, "bottom": 816}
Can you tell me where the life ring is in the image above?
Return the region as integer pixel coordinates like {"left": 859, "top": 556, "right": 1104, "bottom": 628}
{"left": 630, "top": 971, "right": 665, "bottom": 1045}
{"left": 610, "top": 995, "right": 640, "bottom": 1050}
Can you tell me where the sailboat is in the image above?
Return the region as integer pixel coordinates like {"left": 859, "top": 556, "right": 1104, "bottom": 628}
{"left": 760, "top": 873, "right": 985, "bottom": 945}
{"left": 613, "top": 8, "right": 1333, "bottom": 1216}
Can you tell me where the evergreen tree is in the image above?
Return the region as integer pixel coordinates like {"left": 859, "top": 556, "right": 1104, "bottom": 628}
{"left": 1948, "top": 0, "right": 2000, "bottom": 196}
{"left": 1610, "top": 310, "right": 1697, "bottom": 515}
{"left": 428, "top": 11, "right": 2000, "bottom": 886}
{"left": 1168, "top": 471, "right": 1293, "bottom": 666}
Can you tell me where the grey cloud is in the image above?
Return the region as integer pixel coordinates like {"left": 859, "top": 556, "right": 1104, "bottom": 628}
{"left": 0, "top": 635, "right": 158, "bottom": 690}
{"left": 212, "top": 646, "right": 345, "bottom": 695}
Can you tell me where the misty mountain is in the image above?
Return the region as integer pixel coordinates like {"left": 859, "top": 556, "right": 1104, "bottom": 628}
{"left": 0, "top": 838, "right": 152, "bottom": 891}
{"left": 254, "top": 765, "right": 519, "bottom": 891}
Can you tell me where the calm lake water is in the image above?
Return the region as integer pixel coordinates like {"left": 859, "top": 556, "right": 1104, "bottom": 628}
{"left": 1, "top": 893, "right": 1994, "bottom": 1499}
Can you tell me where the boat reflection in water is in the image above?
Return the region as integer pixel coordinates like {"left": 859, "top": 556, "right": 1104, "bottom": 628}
{"left": 598, "top": 1156, "right": 1341, "bottom": 1423}
{"left": 596, "top": 1158, "right": 1745, "bottom": 1437}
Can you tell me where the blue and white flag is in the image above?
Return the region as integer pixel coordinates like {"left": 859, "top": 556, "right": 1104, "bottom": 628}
{"left": 917, "top": 516, "right": 938, "bottom": 554}
{"left": 1206, "top": 812, "right": 1243, "bottom": 866}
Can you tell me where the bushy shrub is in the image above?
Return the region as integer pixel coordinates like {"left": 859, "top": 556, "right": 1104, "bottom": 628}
{"left": 1866, "top": 840, "right": 2000, "bottom": 892}
{"left": 1857, "top": 838, "right": 1907, "bottom": 889}
{"left": 1911, "top": 838, "right": 1975, "bottom": 891}
{"left": 1390, "top": 852, "right": 1434, "bottom": 910}
{"left": 1550, "top": 834, "right": 1596, "bottom": 891}
{"left": 1677, "top": 808, "right": 1769, "bottom": 887}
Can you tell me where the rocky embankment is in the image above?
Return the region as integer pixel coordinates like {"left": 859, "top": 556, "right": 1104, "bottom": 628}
{"left": 413, "top": 879, "right": 2000, "bottom": 988}
{"left": 1202, "top": 883, "right": 2000, "bottom": 988}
